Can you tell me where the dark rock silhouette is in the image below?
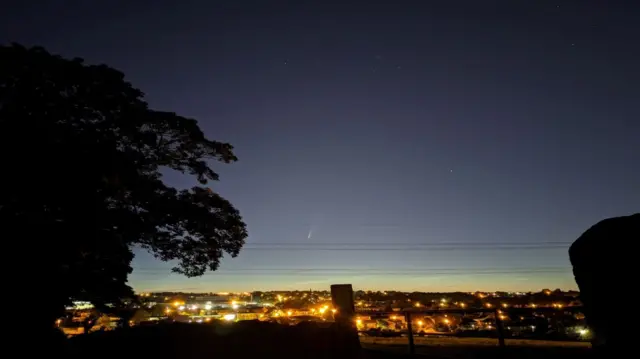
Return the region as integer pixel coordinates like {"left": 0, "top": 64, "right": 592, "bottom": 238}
{"left": 569, "top": 213, "right": 639, "bottom": 354}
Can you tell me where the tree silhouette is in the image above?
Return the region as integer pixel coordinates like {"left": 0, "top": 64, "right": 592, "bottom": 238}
{"left": 0, "top": 44, "right": 248, "bottom": 335}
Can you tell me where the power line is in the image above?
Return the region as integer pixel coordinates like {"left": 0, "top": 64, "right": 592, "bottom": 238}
{"left": 131, "top": 267, "right": 572, "bottom": 276}
{"left": 245, "top": 241, "right": 570, "bottom": 246}
{"left": 134, "top": 266, "right": 571, "bottom": 272}
{"left": 131, "top": 270, "right": 570, "bottom": 277}
{"left": 234, "top": 246, "right": 567, "bottom": 251}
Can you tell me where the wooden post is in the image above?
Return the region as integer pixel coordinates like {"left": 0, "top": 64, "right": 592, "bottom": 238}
{"left": 330, "top": 284, "right": 355, "bottom": 323}
{"left": 405, "top": 311, "right": 415, "bottom": 355}
{"left": 330, "top": 284, "right": 360, "bottom": 354}
{"left": 494, "top": 309, "right": 506, "bottom": 349}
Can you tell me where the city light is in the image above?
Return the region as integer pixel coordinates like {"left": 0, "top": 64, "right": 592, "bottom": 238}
{"left": 91, "top": 289, "right": 584, "bottom": 340}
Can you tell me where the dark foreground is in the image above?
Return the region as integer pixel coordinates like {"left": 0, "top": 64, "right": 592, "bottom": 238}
{"left": 363, "top": 341, "right": 591, "bottom": 359}
{"left": 59, "top": 321, "right": 592, "bottom": 359}
{"left": 65, "top": 321, "right": 363, "bottom": 359}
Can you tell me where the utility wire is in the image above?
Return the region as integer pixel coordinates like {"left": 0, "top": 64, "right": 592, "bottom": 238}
{"left": 133, "top": 266, "right": 570, "bottom": 272}
{"left": 131, "top": 267, "right": 572, "bottom": 276}
{"left": 245, "top": 241, "right": 570, "bottom": 246}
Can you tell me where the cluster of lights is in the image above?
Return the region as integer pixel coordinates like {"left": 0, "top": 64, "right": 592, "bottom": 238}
{"left": 318, "top": 305, "right": 330, "bottom": 314}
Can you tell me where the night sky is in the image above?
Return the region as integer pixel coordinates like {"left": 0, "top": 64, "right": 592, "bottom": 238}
{"left": 4, "top": 0, "right": 639, "bottom": 292}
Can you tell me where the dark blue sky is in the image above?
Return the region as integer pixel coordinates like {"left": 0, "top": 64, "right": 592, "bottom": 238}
{"left": 4, "top": 0, "right": 638, "bottom": 292}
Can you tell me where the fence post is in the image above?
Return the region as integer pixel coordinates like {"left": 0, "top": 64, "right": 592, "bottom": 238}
{"left": 330, "top": 284, "right": 360, "bottom": 355}
{"left": 405, "top": 311, "right": 415, "bottom": 355}
{"left": 494, "top": 309, "right": 506, "bottom": 349}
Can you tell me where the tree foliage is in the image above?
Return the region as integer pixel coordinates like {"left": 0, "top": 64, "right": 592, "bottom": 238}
{"left": 0, "top": 44, "right": 247, "bottom": 325}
